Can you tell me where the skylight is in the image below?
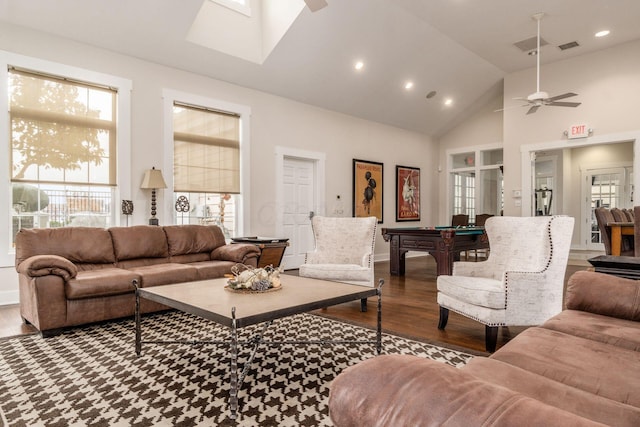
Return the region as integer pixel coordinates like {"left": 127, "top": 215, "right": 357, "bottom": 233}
{"left": 210, "top": 0, "right": 251, "bottom": 17}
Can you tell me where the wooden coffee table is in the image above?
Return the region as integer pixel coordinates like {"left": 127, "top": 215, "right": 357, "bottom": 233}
{"left": 134, "top": 275, "right": 383, "bottom": 420}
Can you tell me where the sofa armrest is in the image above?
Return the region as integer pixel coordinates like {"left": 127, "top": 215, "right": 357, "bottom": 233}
{"left": 16, "top": 255, "right": 78, "bottom": 281}
{"left": 566, "top": 270, "right": 640, "bottom": 321}
{"left": 329, "top": 354, "right": 604, "bottom": 427}
{"left": 211, "top": 243, "right": 261, "bottom": 266}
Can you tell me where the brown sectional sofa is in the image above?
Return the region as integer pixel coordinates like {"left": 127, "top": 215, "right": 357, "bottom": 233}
{"left": 15, "top": 224, "right": 260, "bottom": 336}
{"left": 329, "top": 270, "right": 640, "bottom": 426}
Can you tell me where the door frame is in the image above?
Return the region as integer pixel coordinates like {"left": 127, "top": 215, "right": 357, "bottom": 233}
{"left": 274, "top": 146, "right": 326, "bottom": 239}
{"left": 521, "top": 130, "right": 640, "bottom": 249}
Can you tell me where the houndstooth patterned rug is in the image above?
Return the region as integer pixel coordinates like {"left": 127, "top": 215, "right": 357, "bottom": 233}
{"left": 0, "top": 311, "right": 473, "bottom": 426}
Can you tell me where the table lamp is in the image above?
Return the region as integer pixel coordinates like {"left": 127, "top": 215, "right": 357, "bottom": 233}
{"left": 140, "top": 167, "right": 167, "bottom": 225}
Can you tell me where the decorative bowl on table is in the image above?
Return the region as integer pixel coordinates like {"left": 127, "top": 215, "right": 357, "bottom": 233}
{"left": 225, "top": 264, "right": 282, "bottom": 293}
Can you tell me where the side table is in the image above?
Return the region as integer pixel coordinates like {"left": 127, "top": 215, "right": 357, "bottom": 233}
{"left": 588, "top": 255, "right": 640, "bottom": 280}
{"left": 231, "top": 237, "right": 290, "bottom": 268}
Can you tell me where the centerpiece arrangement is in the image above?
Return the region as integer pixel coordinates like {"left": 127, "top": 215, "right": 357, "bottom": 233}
{"left": 225, "top": 264, "right": 282, "bottom": 293}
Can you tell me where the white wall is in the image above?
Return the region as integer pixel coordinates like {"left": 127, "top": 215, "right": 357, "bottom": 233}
{"left": 0, "top": 23, "right": 437, "bottom": 305}
{"left": 438, "top": 38, "right": 640, "bottom": 238}
{"left": 502, "top": 39, "right": 640, "bottom": 216}
{"left": 437, "top": 91, "right": 504, "bottom": 223}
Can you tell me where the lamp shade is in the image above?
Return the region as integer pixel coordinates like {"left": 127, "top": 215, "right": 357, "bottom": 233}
{"left": 140, "top": 167, "right": 167, "bottom": 189}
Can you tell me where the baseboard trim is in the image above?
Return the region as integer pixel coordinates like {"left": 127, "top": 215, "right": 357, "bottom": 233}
{"left": 0, "top": 290, "right": 19, "bottom": 306}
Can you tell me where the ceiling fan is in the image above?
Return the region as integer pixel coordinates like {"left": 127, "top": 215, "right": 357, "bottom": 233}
{"left": 304, "top": 0, "right": 328, "bottom": 12}
{"left": 513, "top": 13, "right": 581, "bottom": 115}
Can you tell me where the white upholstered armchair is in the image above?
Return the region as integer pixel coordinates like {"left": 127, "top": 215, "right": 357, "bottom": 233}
{"left": 437, "top": 215, "right": 574, "bottom": 352}
{"left": 299, "top": 216, "right": 378, "bottom": 310}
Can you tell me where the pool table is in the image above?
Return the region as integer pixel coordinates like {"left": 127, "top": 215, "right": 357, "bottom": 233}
{"left": 381, "top": 226, "right": 488, "bottom": 276}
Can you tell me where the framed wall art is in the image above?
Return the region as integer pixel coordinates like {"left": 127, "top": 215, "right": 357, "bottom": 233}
{"left": 395, "top": 165, "right": 420, "bottom": 221}
{"left": 353, "top": 159, "right": 383, "bottom": 223}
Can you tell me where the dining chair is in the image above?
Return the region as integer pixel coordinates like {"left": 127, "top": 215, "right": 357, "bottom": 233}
{"left": 596, "top": 207, "right": 634, "bottom": 255}
{"left": 451, "top": 214, "right": 469, "bottom": 227}
{"left": 437, "top": 215, "right": 574, "bottom": 352}
{"left": 471, "top": 213, "right": 493, "bottom": 260}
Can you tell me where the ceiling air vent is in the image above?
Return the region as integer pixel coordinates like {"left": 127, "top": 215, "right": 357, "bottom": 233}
{"left": 514, "top": 36, "right": 548, "bottom": 53}
{"left": 558, "top": 41, "right": 580, "bottom": 51}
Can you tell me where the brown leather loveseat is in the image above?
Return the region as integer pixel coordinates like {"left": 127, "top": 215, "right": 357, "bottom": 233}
{"left": 329, "top": 270, "right": 640, "bottom": 426}
{"left": 15, "top": 224, "right": 260, "bottom": 336}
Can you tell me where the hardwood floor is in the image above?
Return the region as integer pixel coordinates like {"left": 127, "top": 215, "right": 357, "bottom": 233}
{"left": 0, "top": 255, "right": 589, "bottom": 354}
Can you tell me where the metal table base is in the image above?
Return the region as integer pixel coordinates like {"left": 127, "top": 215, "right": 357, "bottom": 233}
{"left": 134, "top": 279, "right": 384, "bottom": 420}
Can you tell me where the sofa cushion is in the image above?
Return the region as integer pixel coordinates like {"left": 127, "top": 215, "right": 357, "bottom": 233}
{"left": 464, "top": 357, "right": 640, "bottom": 426}
{"left": 189, "top": 260, "right": 237, "bottom": 280}
{"left": 542, "top": 309, "right": 640, "bottom": 352}
{"left": 109, "top": 225, "right": 169, "bottom": 261}
{"left": 163, "top": 225, "right": 225, "bottom": 256}
{"left": 328, "top": 354, "right": 604, "bottom": 427}
{"left": 127, "top": 263, "right": 199, "bottom": 287}
{"left": 566, "top": 270, "right": 640, "bottom": 321}
{"left": 15, "top": 227, "right": 115, "bottom": 266}
{"left": 66, "top": 268, "right": 141, "bottom": 299}
{"left": 490, "top": 327, "right": 640, "bottom": 407}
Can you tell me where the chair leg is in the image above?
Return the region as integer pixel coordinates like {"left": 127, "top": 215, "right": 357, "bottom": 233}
{"left": 485, "top": 325, "right": 498, "bottom": 352}
{"left": 360, "top": 298, "right": 367, "bottom": 312}
{"left": 438, "top": 306, "right": 449, "bottom": 330}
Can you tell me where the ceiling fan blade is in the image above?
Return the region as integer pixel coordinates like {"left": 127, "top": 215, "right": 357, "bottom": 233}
{"left": 547, "top": 101, "right": 582, "bottom": 107}
{"left": 495, "top": 104, "right": 531, "bottom": 112}
{"left": 526, "top": 105, "right": 540, "bottom": 115}
{"left": 547, "top": 92, "right": 578, "bottom": 101}
{"left": 304, "top": 0, "right": 328, "bottom": 12}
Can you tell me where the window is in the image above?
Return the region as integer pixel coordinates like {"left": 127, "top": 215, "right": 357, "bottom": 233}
{"left": 210, "top": 0, "right": 251, "bottom": 16}
{"left": 172, "top": 102, "right": 241, "bottom": 238}
{"left": 9, "top": 68, "right": 117, "bottom": 240}
{"left": 449, "top": 146, "right": 503, "bottom": 224}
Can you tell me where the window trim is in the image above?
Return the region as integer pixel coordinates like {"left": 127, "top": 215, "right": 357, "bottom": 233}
{"left": 162, "top": 89, "right": 251, "bottom": 236}
{"left": 0, "top": 50, "right": 132, "bottom": 266}
{"left": 445, "top": 143, "right": 502, "bottom": 224}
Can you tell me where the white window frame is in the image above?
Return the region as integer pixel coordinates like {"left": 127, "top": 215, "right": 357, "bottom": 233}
{"left": 0, "top": 51, "right": 132, "bottom": 267}
{"left": 162, "top": 89, "right": 251, "bottom": 237}
{"left": 446, "top": 143, "right": 503, "bottom": 224}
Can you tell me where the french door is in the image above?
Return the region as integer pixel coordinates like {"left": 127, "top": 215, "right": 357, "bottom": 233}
{"left": 584, "top": 167, "right": 633, "bottom": 249}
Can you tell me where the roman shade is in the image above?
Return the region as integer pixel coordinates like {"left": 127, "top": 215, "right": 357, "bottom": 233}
{"left": 173, "top": 102, "right": 240, "bottom": 194}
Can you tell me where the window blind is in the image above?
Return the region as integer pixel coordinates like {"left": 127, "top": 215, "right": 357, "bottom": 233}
{"left": 173, "top": 102, "right": 241, "bottom": 194}
{"left": 9, "top": 67, "right": 117, "bottom": 186}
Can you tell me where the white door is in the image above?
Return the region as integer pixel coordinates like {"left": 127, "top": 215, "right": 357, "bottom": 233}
{"left": 281, "top": 157, "right": 316, "bottom": 269}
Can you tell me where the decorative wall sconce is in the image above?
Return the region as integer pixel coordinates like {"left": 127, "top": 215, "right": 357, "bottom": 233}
{"left": 140, "top": 167, "right": 167, "bottom": 225}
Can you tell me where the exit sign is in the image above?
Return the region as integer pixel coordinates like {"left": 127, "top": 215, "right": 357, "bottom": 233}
{"left": 568, "top": 123, "right": 589, "bottom": 139}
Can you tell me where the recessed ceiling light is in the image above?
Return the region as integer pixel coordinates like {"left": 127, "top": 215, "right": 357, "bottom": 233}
{"left": 595, "top": 30, "right": 610, "bottom": 38}
{"left": 444, "top": 98, "right": 453, "bottom": 106}
{"left": 354, "top": 61, "right": 364, "bottom": 70}
{"left": 426, "top": 90, "right": 437, "bottom": 99}
{"left": 404, "top": 81, "right": 414, "bottom": 90}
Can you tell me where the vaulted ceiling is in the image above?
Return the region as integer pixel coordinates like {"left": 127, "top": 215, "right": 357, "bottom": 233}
{"left": 1, "top": 0, "right": 639, "bottom": 136}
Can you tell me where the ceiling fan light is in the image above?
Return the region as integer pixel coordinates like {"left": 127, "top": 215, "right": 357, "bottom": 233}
{"left": 528, "top": 91, "right": 549, "bottom": 101}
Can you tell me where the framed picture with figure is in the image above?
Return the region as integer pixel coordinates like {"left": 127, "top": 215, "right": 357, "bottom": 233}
{"left": 353, "top": 159, "right": 383, "bottom": 223}
{"left": 395, "top": 165, "right": 420, "bottom": 222}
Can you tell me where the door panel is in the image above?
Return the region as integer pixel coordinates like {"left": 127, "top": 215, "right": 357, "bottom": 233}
{"left": 281, "top": 157, "right": 316, "bottom": 269}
